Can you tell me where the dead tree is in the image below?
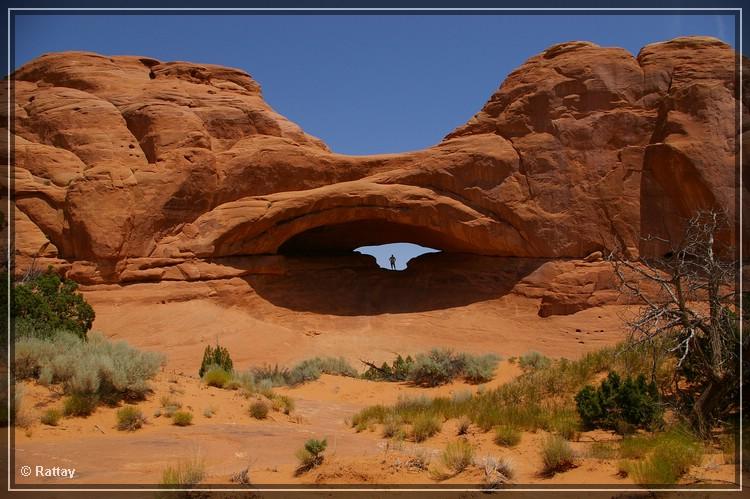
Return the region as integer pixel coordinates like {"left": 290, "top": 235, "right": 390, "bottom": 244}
{"left": 608, "top": 210, "right": 742, "bottom": 436}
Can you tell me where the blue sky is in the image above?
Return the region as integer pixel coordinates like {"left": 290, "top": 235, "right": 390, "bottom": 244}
{"left": 12, "top": 13, "right": 736, "bottom": 268}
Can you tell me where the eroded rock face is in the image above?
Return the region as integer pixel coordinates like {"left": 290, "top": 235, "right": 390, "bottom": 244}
{"left": 8, "top": 38, "right": 742, "bottom": 311}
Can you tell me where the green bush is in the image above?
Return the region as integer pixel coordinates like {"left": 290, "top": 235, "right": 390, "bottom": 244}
{"left": 408, "top": 350, "right": 500, "bottom": 386}
{"left": 541, "top": 435, "right": 575, "bottom": 475}
{"left": 441, "top": 439, "right": 474, "bottom": 474}
{"left": 251, "top": 357, "right": 357, "bottom": 387}
{"left": 518, "top": 351, "right": 550, "bottom": 371}
{"left": 295, "top": 438, "right": 327, "bottom": 473}
{"left": 575, "top": 372, "right": 661, "bottom": 432}
{"left": 494, "top": 425, "right": 521, "bottom": 447}
{"left": 63, "top": 392, "right": 99, "bottom": 417}
{"left": 40, "top": 408, "right": 61, "bottom": 426}
{"left": 249, "top": 401, "right": 269, "bottom": 419}
{"left": 202, "top": 366, "right": 232, "bottom": 388}
{"left": 172, "top": 411, "right": 193, "bottom": 426}
{"left": 198, "top": 343, "right": 233, "bottom": 378}
{"left": 116, "top": 405, "right": 146, "bottom": 431}
{"left": 13, "top": 269, "right": 95, "bottom": 340}
{"left": 411, "top": 413, "right": 442, "bottom": 442}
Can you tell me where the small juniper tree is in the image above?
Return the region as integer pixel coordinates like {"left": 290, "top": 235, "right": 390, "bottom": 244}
{"left": 198, "top": 342, "right": 233, "bottom": 378}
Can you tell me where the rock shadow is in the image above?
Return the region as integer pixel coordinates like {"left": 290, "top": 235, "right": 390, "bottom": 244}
{"left": 245, "top": 252, "right": 544, "bottom": 315}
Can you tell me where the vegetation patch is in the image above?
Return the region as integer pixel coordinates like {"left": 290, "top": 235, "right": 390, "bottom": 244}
{"left": 249, "top": 400, "right": 269, "bottom": 420}
{"left": 295, "top": 438, "right": 327, "bottom": 474}
{"left": 16, "top": 331, "right": 164, "bottom": 413}
{"left": 410, "top": 413, "right": 442, "bottom": 442}
{"left": 40, "top": 408, "right": 61, "bottom": 426}
{"left": 619, "top": 427, "right": 702, "bottom": 484}
{"left": 494, "top": 425, "right": 521, "bottom": 447}
{"left": 575, "top": 371, "right": 662, "bottom": 433}
{"left": 198, "top": 342, "right": 233, "bottom": 378}
{"left": 116, "top": 405, "right": 146, "bottom": 431}
{"left": 540, "top": 435, "right": 576, "bottom": 476}
{"left": 172, "top": 411, "right": 193, "bottom": 426}
{"left": 160, "top": 455, "right": 205, "bottom": 489}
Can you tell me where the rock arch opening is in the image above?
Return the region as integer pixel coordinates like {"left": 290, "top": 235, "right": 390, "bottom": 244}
{"left": 354, "top": 243, "right": 441, "bottom": 271}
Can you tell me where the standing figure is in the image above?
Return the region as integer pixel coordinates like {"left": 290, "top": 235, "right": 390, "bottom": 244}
{"left": 389, "top": 254, "right": 396, "bottom": 270}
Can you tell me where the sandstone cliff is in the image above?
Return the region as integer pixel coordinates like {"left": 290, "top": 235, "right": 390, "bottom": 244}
{"left": 6, "top": 37, "right": 743, "bottom": 311}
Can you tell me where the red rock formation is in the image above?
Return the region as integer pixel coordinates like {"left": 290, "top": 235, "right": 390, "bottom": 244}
{"left": 6, "top": 37, "right": 742, "bottom": 315}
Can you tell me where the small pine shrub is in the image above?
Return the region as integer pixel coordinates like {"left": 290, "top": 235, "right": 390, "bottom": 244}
{"left": 494, "top": 425, "right": 521, "bottom": 447}
{"left": 172, "top": 411, "right": 193, "bottom": 426}
{"left": 575, "top": 372, "right": 661, "bottom": 432}
{"left": 116, "top": 405, "right": 146, "bottom": 431}
{"left": 441, "top": 439, "right": 474, "bottom": 474}
{"left": 249, "top": 401, "right": 269, "bottom": 419}
{"left": 541, "top": 435, "right": 575, "bottom": 475}
{"left": 411, "top": 413, "right": 442, "bottom": 442}
{"left": 63, "top": 392, "right": 99, "bottom": 417}
{"left": 40, "top": 408, "right": 61, "bottom": 426}
{"left": 202, "top": 366, "right": 232, "bottom": 388}
{"left": 198, "top": 342, "right": 233, "bottom": 378}
{"left": 295, "top": 438, "right": 327, "bottom": 473}
{"left": 518, "top": 351, "right": 551, "bottom": 371}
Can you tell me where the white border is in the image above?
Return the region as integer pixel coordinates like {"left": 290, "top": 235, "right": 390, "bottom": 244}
{"left": 5, "top": 5, "right": 744, "bottom": 494}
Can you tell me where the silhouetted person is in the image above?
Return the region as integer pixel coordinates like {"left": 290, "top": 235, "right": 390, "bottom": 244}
{"left": 389, "top": 254, "right": 396, "bottom": 270}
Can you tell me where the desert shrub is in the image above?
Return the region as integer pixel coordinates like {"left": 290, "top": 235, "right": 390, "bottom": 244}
{"left": 160, "top": 395, "right": 182, "bottom": 417}
{"left": 518, "top": 351, "right": 550, "bottom": 371}
{"left": 172, "top": 411, "right": 193, "bottom": 426}
{"left": 203, "top": 406, "right": 216, "bottom": 418}
{"left": 382, "top": 415, "right": 405, "bottom": 439}
{"left": 230, "top": 467, "right": 251, "bottom": 485}
{"left": 463, "top": 354, "right": 500, "bottom": 383}
{"left": 409, "top": 349, "right": 463, "bottom": 386}
{"left": 622, "top": 429, "right": 702, "bottom": 484}
{"left": 295, "top": 438, "right": 327, "bottom": 473}
{"left": 13, "top": 269, "right": 95, "bottom": 340}
{"left": 575, "top": 372, "right": 661, "bottom": 432}
{"left": 481, "top": 455, "right": 515, "bottom": 486}
{"left": 40, "top": 408, "right": 61, "bottom": 426}
{"left": 251, "top": 357, "right": 357, "bottom": 387}
{"left": 457, "top": 416, "right": 471, "bottom": 435}
{"left": 541, "top": 435, "right": 575, "bottom": 475}
{"left": 494, "top": 425, "right": 521, "bottom": 447}
{"left": 270, "top": 395, "right": 295, "bottom": 414}
{"left": 441, "top": 439, "right": 474, "bottom": 474}
{"left": 202, "top": 365, "right": 232, "bottom": 388}
{"left": 15, "top": 331, "right": 165, "bottom": 407}
{"left": 407, "top": 448, "right": 432, "bottom": 471}
{"left": 249, "top": 401, "right": 269, "bottom": 419}
{"left": 226, "top": 371, "right": 254, "bottom": 392}
{"left": 286, "top": 357, "right": 357, "bottom": 386}
{"left": 63, "top": 392, "right": 99, "bottom": 417}
{"left": 198, "top": 342, "right": 233, "bottom": 378}
{"left": 116, "top": 405, "right": 146, "bottom": 431}
{"left": 411, "top": 413, "right": 442, "bottom": 442}
{"left": 161, "top": 455, "right": 205, "bottom": 488}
